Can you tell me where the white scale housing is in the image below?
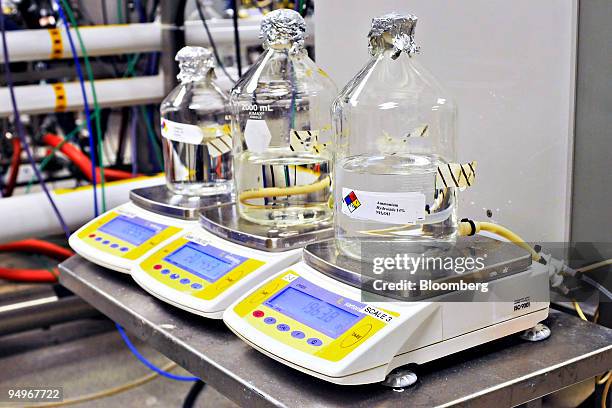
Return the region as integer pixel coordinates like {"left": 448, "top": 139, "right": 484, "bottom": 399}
{"left": 224, "top": 240, "right": 550, "bottom": 385}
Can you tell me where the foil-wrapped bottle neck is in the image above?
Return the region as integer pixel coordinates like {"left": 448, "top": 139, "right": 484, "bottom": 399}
{"left": 175, "top": 46, "right": 215, "bottom": 83}
{"left": 260, "top": 8, "right": 307, "bottom": 53}
{"left": 368, "top": 12, "right": 420, "bottom": 59}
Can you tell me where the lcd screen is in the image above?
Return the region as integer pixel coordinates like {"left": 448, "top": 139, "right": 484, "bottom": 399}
{"left": 265, "top": 287, "right": 361, "bottom": 338}
{"left": 164, "top": 243, "right": 234, "bottom": 282}
{"left": 98, "top": 216, "right": 158, "bottom": 245}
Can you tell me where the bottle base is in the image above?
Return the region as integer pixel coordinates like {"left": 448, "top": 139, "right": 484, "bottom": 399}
{"left": 238, "top": 204, "right": 332, "bottom": 227}
{"left": 166, "top": 181, "right": 233, "bottom": 197}
{"left": 337, "top": 232, "right": 458, "bottom": 262}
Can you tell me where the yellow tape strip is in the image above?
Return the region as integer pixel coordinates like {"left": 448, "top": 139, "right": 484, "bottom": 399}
{"left": 436, "top": 161, "right": 477, "bottom": 189}
{"left": 48, "top": 28, "right": 63, "bottom": 59}
{"left": 52, "top": 83, "right": 67, "bottom": 112}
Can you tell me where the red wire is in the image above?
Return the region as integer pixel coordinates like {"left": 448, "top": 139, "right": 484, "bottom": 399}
{"left": 0, "top": 239, "right": 74, "bottom": 260}
{"left": 0, "top": 239, "right": 73, "bottom": 283}
{"left": 3, "top": 137, "right": 21, "bottom": 197}
{"left": 42, "top": 133, "right": 139, "bottom": 182}
{"left": 0, "top": 268, "right": 58, "bottom": 282}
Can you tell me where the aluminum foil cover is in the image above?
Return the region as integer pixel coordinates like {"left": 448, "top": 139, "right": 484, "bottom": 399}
{"left": 175, "top": 46, "right": 215, "bottom": 83}
{"left": 368, "top": 13, "right": 419, "bottom": 58}
{"left": 260, "top": 8, "right": 307, "bottom": 52}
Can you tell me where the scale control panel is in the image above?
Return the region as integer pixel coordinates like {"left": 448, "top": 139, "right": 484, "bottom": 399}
{"left": 70, "top": 204, "right": 185, "bottom": 272}
{"left": 137, "top": 232, "right": 266, "bottom": 302}
{"left": 227, "top": 270, "right": 398, "bottom": 362}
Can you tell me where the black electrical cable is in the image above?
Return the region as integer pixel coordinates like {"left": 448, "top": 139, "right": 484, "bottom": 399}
{"left": 231, "top": 0, "right": 242, "bottom": 76}
{"left": 195, "top": 0, "right": 235, "bottom": 83}
{"left": 115, "top": 107, "right": 129, "bottom": 166}
{"left": 101, "top": 0, "right": 109, "bottom": 24}
{"left": 148, "top": 0, "right": 159, "bottom": 22}
{"left": 182, "top": 380, "right": 206, "bottom": 408}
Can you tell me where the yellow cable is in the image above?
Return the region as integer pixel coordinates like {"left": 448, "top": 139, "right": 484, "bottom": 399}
{"left": 26, "top": 362, "right": 177, "bottom": 407}
{"left": 577, "top": 259, "right": 612, "bottom": 273}
{"left": 598, "top": 371, "right": 611, "bottom": 385}
{"left": 470, "top": 221, "right": 541, "bottom": 261}
{"left": 572, "top": 301, "right": 612, "bottom": 386}
{"left": 602, "top": 374, "right": 612, "bottom": 408}
{"left": 239, "top": 176, "right": 331, "bottom": 207}
{"left": 573, "top": 299, "right": 588, "bottom": 321}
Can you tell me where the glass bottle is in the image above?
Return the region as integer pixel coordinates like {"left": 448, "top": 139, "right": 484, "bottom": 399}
{"left": 160, "top": 46, "right": 233, "bottom": 196}
{"left": 229, "top": 9, "right": 337, "bottom": 226}
{"left": 331, "top": 13, "right": 458, "bottom": 259}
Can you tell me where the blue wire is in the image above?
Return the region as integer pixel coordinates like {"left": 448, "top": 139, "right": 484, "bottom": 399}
{"left": 54, "top": 1, "right": 99, "bottom": 217}
{"left": 115, "top": 323, "right": 200, "bottom": 382}
{"left": 0, "top": 13, "right": 71, "bottom": 238}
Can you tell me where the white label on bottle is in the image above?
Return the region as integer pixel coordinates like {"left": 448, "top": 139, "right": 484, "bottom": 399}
{"left": 161, "top": 118, "right": 204, "bottom": 144}
{"left": 341, "top": 188, "right": 426, "bottom": 225}
{"left": 244, "top": 119, "right": 272, "bottom": 153}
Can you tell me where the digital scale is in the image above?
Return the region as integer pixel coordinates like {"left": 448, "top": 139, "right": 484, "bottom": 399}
{"left": 69, "top": 185, "right": 230, "bottom": 273}
{"left": 130, "top": 203, "right": 333, "bottom": 318}
{"left": 224, "top": 237, "right": 551, "bottom": 386}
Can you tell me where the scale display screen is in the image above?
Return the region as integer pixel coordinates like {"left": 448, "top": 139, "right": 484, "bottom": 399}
{"left": 99, "top": 216, "right": 158, "bottom": 245}
{"left": 164, "top": 242, "right": 236, "bottom": 282}
{"left": 265, "top": 287, "right": 361, "bottom": 338}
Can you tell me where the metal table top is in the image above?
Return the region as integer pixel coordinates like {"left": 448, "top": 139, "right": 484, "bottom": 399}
{"left": 59, "top": 255, "right": 612, "bottom": 408}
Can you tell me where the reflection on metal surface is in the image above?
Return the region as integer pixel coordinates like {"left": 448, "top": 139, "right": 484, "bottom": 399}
{"left": 130, "top": 184, "right": 232, "bottom": 220}
{"left": 199, "top": 203, "right": 332, "bottom": 252}
{"left": 304, "top": 236, "right": 534, "bottom": 301}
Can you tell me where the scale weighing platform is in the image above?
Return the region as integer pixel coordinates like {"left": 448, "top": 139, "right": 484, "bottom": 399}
{"left": 130, "top": 203, "right": 333, "bottom": 319}
{"left": 224, "top": 237, "right": 551, "bottom": 386}
{"left": 69, "top": 185, "right": 230, "bottom": 273}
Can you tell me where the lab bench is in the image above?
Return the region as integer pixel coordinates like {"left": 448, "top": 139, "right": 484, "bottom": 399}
{"left": 59, "top": 255, "right": 612, "bottom": 408}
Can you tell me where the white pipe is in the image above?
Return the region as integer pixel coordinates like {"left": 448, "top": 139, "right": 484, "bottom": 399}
{"left": 0, "top": 75, "right": 165, "bottom": 117}
{"left": 0, "top": 18, "right": 314, "bottom": 63}
{"left": 0, "top": 24, "right": 161, "bottom": 63}
{"left": 184, "top": 17, "right": 315, "bottom": 47}
{"left": 0, "top": 176, "right": 164, "bottom": 243}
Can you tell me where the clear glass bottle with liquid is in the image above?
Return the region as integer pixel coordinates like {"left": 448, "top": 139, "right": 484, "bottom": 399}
{"left": 160, "top": 46, "right": 233, "bottom": 196}
{"left": 332, "top": 13, "right": 458, "bottom": 258}
{"left": 229, "top": 9, "right": 337, "bottom": 226}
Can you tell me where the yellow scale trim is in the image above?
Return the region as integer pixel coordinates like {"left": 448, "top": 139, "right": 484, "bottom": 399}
{"left": 140, "top": 237, "right": 265, "bottom": 301}
{"left": 233, "top": 271, "right": 396, "bottom": 362}
{"left": 77, "top": 212, "right": 181, "bottom": 260}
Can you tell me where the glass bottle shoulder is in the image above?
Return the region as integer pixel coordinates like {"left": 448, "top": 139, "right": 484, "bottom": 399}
{"left": 333, "top": 52, "right": 454, "bottom": 112}
{"left": 161, "top": 80, "right": 228, "bottom": 116}
{"left": 230, "top": 49, "right": 337, "bottom": 104}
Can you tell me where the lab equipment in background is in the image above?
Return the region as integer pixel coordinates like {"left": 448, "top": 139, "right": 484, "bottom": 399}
{"left": 161, "top": 46, "right": 233, "bottom": 197}
{"left": 230, "top": 9, "right": 337, "bottom": 226}
{"left": 332, "top": 13, "right": 458, "bottom": 259}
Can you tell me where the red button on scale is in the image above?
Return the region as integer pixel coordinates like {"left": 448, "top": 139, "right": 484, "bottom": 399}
{"left": 89, "top": 234, "right": 96, "bottom": 238}
{"left": 153, "top": 264, "right": 162, "bottom": 270}
{"left": 252, "top": 310, "right": 264, "bottom": 318}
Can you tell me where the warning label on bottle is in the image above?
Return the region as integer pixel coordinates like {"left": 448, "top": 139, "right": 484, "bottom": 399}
{"left": 341, "top": 188, "right": 426, "bottom": 225}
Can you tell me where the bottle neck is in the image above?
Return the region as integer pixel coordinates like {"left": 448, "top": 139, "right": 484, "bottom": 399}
{"left": 263, "top": 39, "right": 306, "bottom": 56}
{"left": 178, "top": 67, "right": 215, "bottom": 85}
{"left": 369, "top": 31, "right": 419, "bottom": 59}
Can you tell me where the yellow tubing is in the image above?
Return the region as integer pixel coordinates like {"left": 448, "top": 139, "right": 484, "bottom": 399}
{"left": 460, "top": 221, "right": 541, "bottom": 261}
{"left": 239, "top": 176, "right": 331, "bottom": 207}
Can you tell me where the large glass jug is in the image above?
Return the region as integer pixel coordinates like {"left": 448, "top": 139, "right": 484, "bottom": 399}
{"left": 230, "top": 9, "right": 337, "bottom": 226}
{"left": 331, "top": 13, "right": 458, "bottom": 259}
{"left": 160, "top": 46, "right": 233, "bottom": 196}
